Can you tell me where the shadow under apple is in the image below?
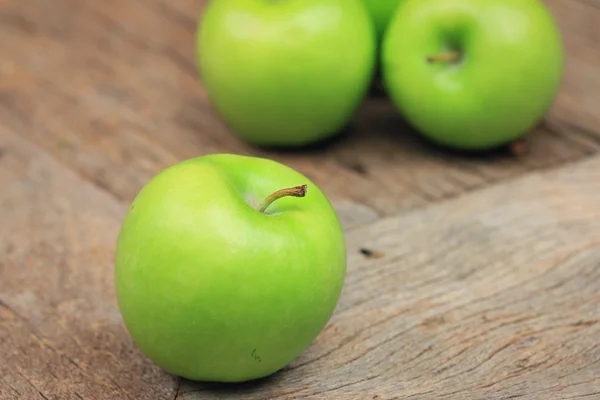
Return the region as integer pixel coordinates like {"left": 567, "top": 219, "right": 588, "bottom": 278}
{"left": 349, "top": 98, "right": 527, "bottom": 161}
{"left": 173, "top": 367, "right": 291, "bottom": 398}
{"left": 249, "top": 124, "right": 354, "bottom": 156}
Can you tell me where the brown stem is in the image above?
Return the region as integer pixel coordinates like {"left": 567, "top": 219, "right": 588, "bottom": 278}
{"left": 258, "top": 184, "right": 307, "bottom": 213}
{"left": 426, "top": 51, "right": 461, "bottom": 64}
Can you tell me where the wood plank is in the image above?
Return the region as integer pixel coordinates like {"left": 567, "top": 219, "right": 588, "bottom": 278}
{"left": 178, "top": 156, "right": 600, "bottom": 399}
{"left": 545, "top": 0, "right": 600, "bottom": 137}
{"left": 2, "top": 129, "right": 600, "bottom": 399}
{"left": 0, "top": 131, "right": 178, "bottom": 400}
{"left": 0, "top": 0, "right": 599, "bottom": 217}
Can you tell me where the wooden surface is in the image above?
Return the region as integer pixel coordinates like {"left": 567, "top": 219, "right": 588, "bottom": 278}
{"left": 1, "top": 0, "right": 599, "bottom": 398}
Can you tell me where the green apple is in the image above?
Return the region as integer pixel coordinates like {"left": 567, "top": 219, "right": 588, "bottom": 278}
{"left": 114, "top": 154, "right": 346, "bottom": 383}
{"left": 382, "top": 0, "right": 564, "bottom": 150}
{"left": 196, "top": 0, "right": 376, "bottom": 147}
{"left": 363, "top": 0, "right": 403, "bottom": 40}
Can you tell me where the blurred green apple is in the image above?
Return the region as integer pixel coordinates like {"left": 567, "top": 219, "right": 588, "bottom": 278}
{"left": 382, "top": 0, "right": 564, "bottom": 150}
{"left": 196, "top": 0, "right": 376, "bottom": 147}
{"left": 115, "top": 154, "right": 346, "bottom": 382}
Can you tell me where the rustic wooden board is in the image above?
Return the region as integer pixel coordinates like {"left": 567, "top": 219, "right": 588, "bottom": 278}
{"left": 0, "top": 131, "right": 180, "bottom": 400}
{"left": 177, "top": 155, "right": 600, "bottom": 399}
{"left": 0, "top": 0, "right": 599, "bottom": 219}
{"left": 2, "top": 130, "right": 600, "bottom": 399}
{"left": 2, "top": 0, "right": 600, "bottom": 398}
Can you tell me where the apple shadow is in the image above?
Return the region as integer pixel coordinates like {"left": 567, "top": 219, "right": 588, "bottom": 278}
{"left": 410, "top": 125, "right": 526, "bottom": 160}
{"left": 367, "top": 71, "right": 388, "bottom": 99}
{"left": 354, "top": 99, "right": 522, "bottom": 161}
{"left": 242, "top": 83, "right": 391, "bottom": 156}
{"left": 249, "top": 123, "right": 355, "bottom": 156}
{"left": 175, "top": 368, "right": 289, "bottom": 397}
{"left": 247, "top": 97, "right": 526, "bottom": 176}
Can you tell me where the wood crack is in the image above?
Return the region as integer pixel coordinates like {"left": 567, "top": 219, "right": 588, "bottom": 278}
{"left": 564, "top": 391, "right": 600, "bottom": 399}
{"left": 0, "top": 376, "right": 21, "bottom": 397}
{"left": 173, "top": 378, "right": 181, "bottom": 400}
{"left": 290, "top": 305, "right": 415, "bottom": 371}
{"left": 0, "top": 300, "right": 133, "bottom": 399}
{"left": 16, "top": 371, "right": 49, "bottom": 400}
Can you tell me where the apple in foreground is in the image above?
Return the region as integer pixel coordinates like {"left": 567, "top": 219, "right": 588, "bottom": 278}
{"left": 114, "top": 154, "right": 347, "bottom": 382}
{"left": 382, "top": 0, "right": 564, "bottom": 150}
{"left": 196, "top": 0, "right": 376, "bottom": 147}
{"left": 363, "top": 0, "right": 403, "bottom": 40}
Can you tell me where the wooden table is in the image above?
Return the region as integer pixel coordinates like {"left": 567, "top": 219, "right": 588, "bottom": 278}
{"left": 1, "top": 0, "right": 599, "bottom": 399}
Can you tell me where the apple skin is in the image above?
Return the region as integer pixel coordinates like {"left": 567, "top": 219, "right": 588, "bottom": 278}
{"left": 363, "top": 0, "right": 403, "bottom": 40}
{"left": 196, "top": 0, "right": 376, "bottom": 147}
{"left": 114, "top": 154, "right": 346, "bottom": 383}
{"left": 382, "top": 0, "right": 564, "bottom": 150}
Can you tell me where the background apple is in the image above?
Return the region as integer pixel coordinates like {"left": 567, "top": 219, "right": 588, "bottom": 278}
{"left": 196, "top": 0, "right": 376, "bottom": 147}
{"left": 115, "top": 154, "right": 347, "bottom": 382}
{"left": 363, "top": 0, "right": 402, "bottom": 40}
{"left": 382, "top": 0, "right": 564, "bottom": 150}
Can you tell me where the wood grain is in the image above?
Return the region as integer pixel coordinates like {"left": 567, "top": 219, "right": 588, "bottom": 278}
{"left": 0, "top": 0, "right": 599, "bottom": 218}
{"left": 545, "top": 0, "right": 600, "bottom": 137}
{"left": 0, "top": 131, "right": 176, "bottom": 400}
{"left": 178, "top": 154, "right": 600, "bottom": 399}
{"left": 2, "top": 0, "right": 600, "bottom": 398}
{"left": 2, "top": 130, "right": 600, "bottom": 399}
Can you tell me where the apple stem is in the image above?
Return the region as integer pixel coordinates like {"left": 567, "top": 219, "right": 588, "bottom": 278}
{"left": 258, "top": 184, "right": 308, "bottom": 213}
{"left": 426, "top": 51, "right": 461, "bottom": 64}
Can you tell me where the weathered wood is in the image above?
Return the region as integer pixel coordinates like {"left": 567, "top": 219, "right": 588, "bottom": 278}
{"left": 0, "top": 0, "right": 599, "bottom": 217}
{"left": 0, "top": 131, "right": 177, "bottom": 400}
{"left": 2, "top": 130, "right": 600, "bottom": 399}
{"left": 545, "top": 0, "right": 600, "bottom": 136}
{"left": 1, "top": 0, "right": 600, "bottom": 398}
{"left": 178, "top": 156, "right": 600, "bottom": 399}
